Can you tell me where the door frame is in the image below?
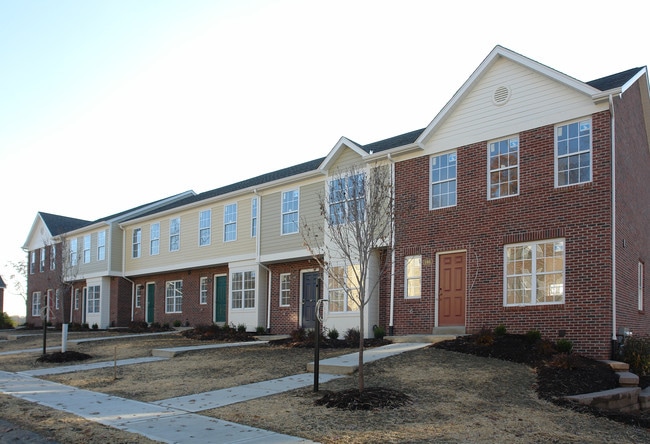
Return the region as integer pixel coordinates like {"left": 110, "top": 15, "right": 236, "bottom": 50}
{"left": 213, "top": 274, "right": 227, "bottom": 324}
{"left": 299, "top": 268, "right": 320, "bottom": 329}
{"left": 435, "top": 250, "right": 467, "bottom": 328}
{"left": 145, "top": 282, "right": 155, "bottom": 324}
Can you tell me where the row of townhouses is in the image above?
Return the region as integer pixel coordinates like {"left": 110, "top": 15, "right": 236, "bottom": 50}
{"left": 23, "top": 46, "right": 650, "bottom": 359}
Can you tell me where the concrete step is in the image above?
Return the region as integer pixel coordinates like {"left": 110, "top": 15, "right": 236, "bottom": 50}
{"left": 600, "top": 360, "right": 630, "bottom": 371}
{"left": 432, "top": 326, "right": 466, "bottom": 335}
{"left": 386, "top": 334, "right": 458, "bottom": 344}
{"left": 566, "top": 387, "right": 641, "bottom": 413}
{"left": 617, "top": 371, "right": 640, "bottom": 387}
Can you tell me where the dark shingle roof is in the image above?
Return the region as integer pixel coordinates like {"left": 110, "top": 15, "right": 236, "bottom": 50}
{"left": 126, "top": 157, "right": 326, "bottom": 221}
{"left": 89, "top": 191, "right": 195, "bottom": 224}
{"left": 361, "top": 128, "right": 425, "bottom": 154}
{"left": 39, "top": 212, "right": 92, "bottom": 236}
{"left": 0, "top": 275, "right": 6, "bottom": 289}
{"left": 587, "top": 67, "right": 644, "bottom": 91}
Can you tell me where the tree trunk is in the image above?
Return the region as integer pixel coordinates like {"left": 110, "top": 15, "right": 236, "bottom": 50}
{"left": 358, "top": 305, "right": 365, "bottom": 392}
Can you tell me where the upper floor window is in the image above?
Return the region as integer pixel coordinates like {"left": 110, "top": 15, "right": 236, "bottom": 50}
{"left": 556, "top": 119, "right": 591, "bottom": 187}
{"left": 200, "top": 277, "right": 209, "bottom": 304}
{"left": 329, "top": 174, "right": 365, "bottom": 225}
{"left": 405, "top": 255, "right": 422, "bottom": 299}
{"left": 83, "top": 235, "right": 91, "bottom": 263}
{"left": 488, "top": 137, "right": 519, "bottom": 199}
{"left": 97, "top": 231, "right": 106, "bottom": 261}
{"left": 224, "top": 203, "right": 237, "bottom": 242}
{"left": 282, "top": 190, "right": 299, "bottom": 234}
{"left": 505, "top": 239, "right": 565, "bottom": 306}
{"left": 30, "top": 251, "right": 35, "bottom": 274}
{"left": 50, "top": 245, "right": 56, "bottom": 270}
{"left": 170, "top": 218, "right": 180, "bottom": 252}
{"left": 231, "top": 270, "right": 255, "bottom": 309}
{"left": 132, "top": 228, "right": 141, "bottom": 259}
{"left": 70, "top": 238, "right": 78, "bottom": 266}
{"left": 251, "top": 197, "right": 258, "bottom": 238}
{"left": 430, "top": 152, "right": 457, "bottom": 209}
{"left": 150, "top": 223, "right": 160, "bottom": 255}
{"left": 199, "top": 210, "right": 211, "bottom": 246}
{"left": 328, "top": 265, "right": 360, "bottom": 312}
{"left": 279, "top": 273, "right": 291, "bottom": 306}
{"left": 39, "top": 248, "right": 45, "bottom": 272}
{"left": 165, "top": 280, "right": 183, "bottom": 313}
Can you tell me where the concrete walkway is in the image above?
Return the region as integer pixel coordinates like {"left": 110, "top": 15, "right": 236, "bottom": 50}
{"left": 0, "top": 340, "right": 431, "bottom": 443}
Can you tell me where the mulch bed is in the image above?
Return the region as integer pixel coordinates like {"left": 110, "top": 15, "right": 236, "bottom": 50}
{"left": 316, "top": 387, "right": 413, "bottom": 410}
{"left": 36, "top": 351, "right": 93, "bottom": 363}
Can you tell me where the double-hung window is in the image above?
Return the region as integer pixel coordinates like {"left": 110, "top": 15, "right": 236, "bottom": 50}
{"left": 32, "top": 292, "right": 41, "bottom": 316}
{"left": 328, "top": 265, "right": 360, "bottom": 312}
{"left": 405, "top": 255, "right": 422, "bottom": 298}
{"left": 251, "top": 197, "right": 258, "bottom": 237}
{"left": 224, "top": 203, "right": 237, "bottom": 242}
{"left": 135, "top": 285, "right": 142, "bottom": 308}
{"left": 231, "top": 271, "right": 255, "bottom": 309}
{"left": 281, "top": 190, "right": 299, "bottom": 234}
{"left": 200, "top": 277, "right": 208, "bottom": 304}
{"left": 488, "top": 137, "right": 519, "bottom": 199}
{"left": 556, "top": 119, "right": 592, "bottom": 186}
{"left": 169, "top": 218, "right": 180, "bottom": 252}
{"left": 430, "top": 152, "right": 457, "bottom": 209}
{"left": 97, "top": 231, "right": 106, "bottom": 261}
{"left": 132, "top": 229, "right": 141, "bottom": 258}
{"left": 165, "top": 280, "right": 183, "bottom": 313}
{"left": 150, "top": 223, "right": 160, "bottom": 255}
{"left": 40, "top": 248, "right": 45, "bottom": 272}
{"left": 30, "top": 251, "right": 35, "bottom": 274}
{"left": 74, "top": 289, "right": 80, "bottom": 310}
{"left": 279, "top": 273, "right": 291, "bottom": 306}
{"left": 83, "top": 235, "right": 91, "bottom": 263}
{"left": 199, "top": 210, "right": 211, "bottom": 246}
{"left": 329, "top": 174, "right": 365, "bottom": 225}
{"left": 50, "top": 245, "right": 56, "bottom": 270}
{"left": 505, "top": 239, "right": 565, "bottom": 306}
{"left": 87, "top": 286, "right": 100, "bottom": 314}
{"left": 70, "top": 238, "right": 78, "bottom": 266}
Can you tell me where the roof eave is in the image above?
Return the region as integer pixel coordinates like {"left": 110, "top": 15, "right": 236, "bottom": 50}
{"left": 364, "top": 143, "right": 423, "bottom": 161}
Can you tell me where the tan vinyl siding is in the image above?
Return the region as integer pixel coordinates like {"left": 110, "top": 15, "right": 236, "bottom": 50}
{"left": 423, "top": 57, "right": 608, "bottom": 154}
{"left": 124, "top": 198, "right": 256, "bottom": 274}
{"left": 75, "top": 228, "right": 111, "bottom": 276}
{"left": 110, "top": 224, "right": 123, "bottom": 273}
{"left": 332, "top": 148, "right": 363, "bottom": 171}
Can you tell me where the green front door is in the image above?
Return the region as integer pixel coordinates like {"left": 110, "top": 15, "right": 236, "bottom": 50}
{"left": 214, "top": 276, "right": 227, "bottom": 323}
{"left": 146, "top": 283, "right": 155, "bottom": 323}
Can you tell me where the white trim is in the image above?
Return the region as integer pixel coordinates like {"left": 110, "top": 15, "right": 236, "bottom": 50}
{"left": 279, "top": 272, "right": 291, "bottom": 307}
{"left": 554, "top": 117, "right": 593, "bottom": 188}
{"left": 487, "top": 135, "right": 520, "bottom": 200}
{"left": 280, "top": 188, "right": 300, "bottom": 235}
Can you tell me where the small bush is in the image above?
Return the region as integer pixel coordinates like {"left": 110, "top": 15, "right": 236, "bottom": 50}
{"left": 525, "top": 329, "right": 542, "bottom": 344}
{"left": 621, "top": 335, "right": 650, "bottom": 376}
{"left": 475, "top": 328, "right": 494, "bottom": 346}
{"left": 291, "top": 328, "right": 307, "bottom": 342}
{"left": 556, "top": 339, "right": 574, "bottom": 354}
{"left": 344, "top": 327, "right": 361, "bottom": 346}
{"left": 327, "top": 327, "right": 340, "bottom": 340}
{"left": 91, "top": 323, "right": 99, "bottom": 330}
{"left": 173, "top": 320, "right": 182, "bottom": 327}
{"left": 237, "top": 323, "right": 247, "bottom": 333}
{"left": 373, "top": 325, "right": 386, "bottom": 340}
{"left": 256, "top": 326, "right": 266, "bottom": 335}
{"left": 494, "top": 324, "right": 507, "bottom": 336}
{"left": 0, "top": 312, "right": 15, "bottom": 329}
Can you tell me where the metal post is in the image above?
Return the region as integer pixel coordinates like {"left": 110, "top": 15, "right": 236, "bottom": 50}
{"left": 314, "top": 309, "right": 320, "bottom": 392}
{"left": 61, "top": 324, "right": 68, "bottom": 353}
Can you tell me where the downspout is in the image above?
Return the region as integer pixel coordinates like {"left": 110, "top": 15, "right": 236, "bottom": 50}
{"left": 609, "top": 94, "right": 618, "bottom": 358}
{"left": 254, "top": 189, "right": 272, "bottom": 332}
{"left": 387, "top": 153, "right": 396, "bottom": 336}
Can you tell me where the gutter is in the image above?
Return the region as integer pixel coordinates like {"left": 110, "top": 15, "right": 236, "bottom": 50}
{"left": 609, "top": 93, "right": 618, "bottom": 357}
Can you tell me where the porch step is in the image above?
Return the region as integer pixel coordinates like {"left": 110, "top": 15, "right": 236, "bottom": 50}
{"left": 600, "top": 360, "right": 630, "bottom": 371}
{"left": 616, "top": 371, "right": 640, "bottom": 387}
{"left": 432, "top": 326, "right": 466, "bottom": 335}
{"left": 386, "top": 334, "right": 458, "bottom": 344}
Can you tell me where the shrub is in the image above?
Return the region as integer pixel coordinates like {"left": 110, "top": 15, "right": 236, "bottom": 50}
{"left": 525, "top": 329, "right": 542, "bottom": 344}
{"left": 327, "top": 327, "right": 340, "bottom": 340}
{"left": 494, "top": 324, "right": 507, "bottom": 336}
{"left": 0, "top": 312, "right": 14, "bottom": 329}
{"left": 475, "top": 328, "right": 494, "bottom": 346}
{"left": 237, "top": 323, "right": 247, "bottom": 333}
{"left": 344, "top": 327, "right": 361, "bottom": 346}
{"left": 556, "top": 339, "right": 574, "bottom": 354}
{"left": 291, "top": 328, "right": 307, "bottom": 342}
{"left": 373, "top": 325, "right": 386, "bottom": 340}
{"left": 621, "top": 335, "right": 650, "bottom": 376}
{"left": 256, "top": 326, "right": 266, "bottom": 335}
{"left": 173, "top": 320, "right": 182, "bottom": 327}
{"left": 91, "top": 323, "right": 99, "bottom": 330}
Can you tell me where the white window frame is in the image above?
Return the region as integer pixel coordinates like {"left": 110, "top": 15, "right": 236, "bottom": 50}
{"left": 70, "top": 238, "right": 78, "bottom": 266}
{"left": 327, "top": 264, "right": 360, "bottom": 313}
{"left": 405, "top": 255, "right": 422, "bottom": 299}
{"left": 224, "top": 203, "right": 237, "bottom": 242}
{"left": 169, "top": 218, "right": 181, "bottom": 252}
{"left": 40, "top": 248, "right": 45, "bottom": 272}
{"left": 87, "top": 285, "right": 101, "bottom": 314}
{"left": 281, "top": 189, "right": 299, "bottom": 235}
{"left": 251, "top": 197, "right": 258, "bottom": 238}
{"left": 199, "top": 210, "right": 211, "bottom": 246}
{"left": 504, "top": 239, "right": 565, "bottom": 307}
{"left": 55, "top": 289, "right": 61, "bottom": 310}
{"left": 165, "top": 280, "right": 183, "bottom": 313}
{"left": 135, "top": 285, "right": 143, "bottom": 308}
{"left": 639, "top": 261, "right": 645, "bottom": 311}
{"left": 50, "top": 245, "right": 56, "bottom": 270}
{"left": 200, "top": 277, "right": 208, "bottom": 305}
{"left": 30, "top": 251, "right": 35, "bottom": 274}
{"left": 488, "top": 136, "right": 519, "bottom": 199}
{"left": 132, "top": 229, "right": 141, "bottom": 259}
{"left": 279, "top": 273, "right": 291, "bottom": 307}
{"left": 430, "top": 151, "right": 457, "bottom": 209}
{"left": 83, "top": 235, "right": 91, "bottom": 264}
{"left": 231, "top": 270, "right": 255, "bottom": 310}
{"left": 150, "top": 223, "right": 160, "bottom": 255}
{"left": 328, "top": 174, "right": 366, "bottom": 225}
{"left": 555, "top": 118, "right": 592, "bottom": 187}
{"left": 74, "top": 288, "right": 80, "bottom": 310}
{"left": 97, "top": 230, "right": 106, "bottom": 261}
{"left": 32, "top": 291, "right": 41, "bottom": 317}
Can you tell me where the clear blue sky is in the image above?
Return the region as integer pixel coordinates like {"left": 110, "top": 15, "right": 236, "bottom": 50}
{"left": 1, "top": 0, "right": 648, "bottom": 316}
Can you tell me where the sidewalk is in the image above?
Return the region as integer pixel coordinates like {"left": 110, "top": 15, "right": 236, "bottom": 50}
{"left": 0, "top": 340, "right": 429, "bottom": 443}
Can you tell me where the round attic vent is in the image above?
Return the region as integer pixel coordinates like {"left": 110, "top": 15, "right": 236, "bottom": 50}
{"left": 492, "top": 86, "right": 511, "bottom": 105}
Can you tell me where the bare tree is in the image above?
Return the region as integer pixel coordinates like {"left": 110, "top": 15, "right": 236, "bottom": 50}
{"left": 7, "top": 259, "right": 28, "bottom": 315}
{"left": 302, "top": 162, "right": 394, "bottom": 392}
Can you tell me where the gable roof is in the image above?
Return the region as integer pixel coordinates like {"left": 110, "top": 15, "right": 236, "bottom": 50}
{"left": 0, "top": 275, "right": 6, "bottom": 289}
{"left": 39, "top": 212, "right": 92, "bottom": 236}
{"left": 587, "top": 67, "right": 646, "bottom": 92}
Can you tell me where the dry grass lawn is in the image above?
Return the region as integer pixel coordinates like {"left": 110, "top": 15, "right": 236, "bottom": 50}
{"left": 2, "top": 331, "right": 650, "bottom": 443}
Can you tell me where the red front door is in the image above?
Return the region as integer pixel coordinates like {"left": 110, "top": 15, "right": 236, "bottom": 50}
{"left": 438, "top": 252, "right": 466, "bottom": 327}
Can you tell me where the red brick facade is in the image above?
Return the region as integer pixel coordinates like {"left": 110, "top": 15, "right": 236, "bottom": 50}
{"left": 25, "top": 245, "right": 71, "bottom": 327}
